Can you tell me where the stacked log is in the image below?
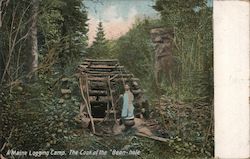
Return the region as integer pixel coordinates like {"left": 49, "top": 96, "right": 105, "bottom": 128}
{"left": 78, "top": 59, "right": 143, "bottom": 97}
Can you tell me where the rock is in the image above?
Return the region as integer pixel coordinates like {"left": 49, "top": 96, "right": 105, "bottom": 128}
{"left": 64, "top": 94, "right": 71, "bottom": 99}
{"left": 61, "top": 89, "right": 71, "bottom": 94}
{"left": 17, "top": 86, "right": 23, "bottom": 92}
{"left": 61, "top": 78, "right": 70, "bottom": 82}
{"left": 46, "top": 143, "right": 50, "bottom": 147}
{"left": 58, "top": 98, "right": 64, "bottom": 104}
{"left": 74, "top": 113, "right": 90, "bottom": 128}
{"left": 59, "top": 122, "right": 63, "bottom": 127}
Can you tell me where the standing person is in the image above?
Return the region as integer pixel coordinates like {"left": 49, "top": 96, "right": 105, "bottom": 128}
{"left": 120, "top": 84, "right": 135, "bottom": 123}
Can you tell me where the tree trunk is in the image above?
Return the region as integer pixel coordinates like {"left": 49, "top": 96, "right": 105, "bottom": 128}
{"left": 0, "top": 31, "right": 3, "bottom": 80}
{"left": 29, "top": 0, "right": 38, "bottom": 76}
{"left": 0, "top": 0, "right": 3, "bottom": 28}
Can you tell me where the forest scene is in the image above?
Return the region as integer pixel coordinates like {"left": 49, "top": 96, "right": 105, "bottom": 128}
{"left": 0, "top": 0, "right": 213, "bottom": 158}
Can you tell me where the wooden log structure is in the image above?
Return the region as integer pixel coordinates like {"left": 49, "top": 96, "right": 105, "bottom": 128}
{"left": 77, "top": 58, "right": 147, "bottom": 133}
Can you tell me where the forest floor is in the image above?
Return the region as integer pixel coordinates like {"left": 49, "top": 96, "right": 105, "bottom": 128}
{"left": 0, "top": 74, "right": 212, "bottom": 159}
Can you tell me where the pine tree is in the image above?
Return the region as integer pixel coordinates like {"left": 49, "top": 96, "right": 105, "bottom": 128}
{"left": 89, "top": 22, "right": 109, "bottom": 58}
{"left": 93, "top": 22, "right": 106, "bottom": 45}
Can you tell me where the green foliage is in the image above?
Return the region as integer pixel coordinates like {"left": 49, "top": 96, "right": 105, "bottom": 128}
{"left": 154, "top": 96, "right": 213, "bottom": 157}
{"left": 88, "top": 22, "right": 109, "bottom": 58}
{"left": 109, "top": 19, "right": 156, "bottom": 97}
{"left": 38, "top": 0, "right": 65, "bottom": 45}
{"left": 39, "top": 0, "right": 88, "bottom": 69}
{"left": 153, "top": 0, "right": 207, "bottom": 28}
{"left": 0, "top": 73, "right": 81, "bottom": 150}
{"left": 59, "top": 0, "right": 88, "bottom": 62}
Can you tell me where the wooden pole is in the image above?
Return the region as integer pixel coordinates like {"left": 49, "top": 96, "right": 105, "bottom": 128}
{"left": 107, "top": 76, "right": 117, "bottom": 123}
{"left": 104, "top": 101, "right": 110, "bottom": 121}
{"left": 79, "top": 77, "right": 95, "bottom": 134}
{"left": 135, "top": 132, "right": 168, "bottom": 143}
{"left": 85, "top": 75, "right": 92, "bottom": 113}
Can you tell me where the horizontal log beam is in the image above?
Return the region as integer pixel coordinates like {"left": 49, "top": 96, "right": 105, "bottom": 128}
{"left": 86, "top": 65, "right": 124, "bottom": 69}
{"left": 87, "top": 73, "right": 132, "bottom": 76}
{"left": 82, "top": 71, "right": 129, "bottom": 76}
{"left": 92, "top": 118, "right": 116, "bottom": 122}
{"left": 89, "top": 81, "right": 116, "bottom": 85}
{"left": 93, "top": 68, "right": 124, "bottom": 72}
{"left": 132, "top": 89, "right": 143, "bottom": 95}
{"left": 88, "top": 77, "right": 139, "bottom": 82}
{"left": 82, "top": 70, "right": 122, "bottom": 74}
{"left": 89, "top": 90, "right": 142, "bottom": 97}
{"left": 82, "top": 61, "right": 119, "bottom": 66}
{"left": 89, "top": 90, "right": 108, "bottom": 96}
{"left": 88, "top": 74, "right": 133, "bottom": 78}
{"left": 113, "top": 78, "right": 140, "bottom": 82}
{"left": 89, "top": 82, "right": 107, "bottom": 89}
{"left": 84, "top": 68, "right": 113, "bottom": 72}
{"left": 105, "top": 110, "right": 118, "bottom": 114}
{"left": 85, "top": 58, "right": 119, "bottom": 62}
{"left": 90, "top": 100, "right": 110, "bottom": 105}
{"left": 89, "top": 90, "right": 115, "bottom": 96}
{"left": 88, "top": 77, "right": 109, "bottom": 81}
{"left": 135, "top": 132, "right": 168, "bottom": 143}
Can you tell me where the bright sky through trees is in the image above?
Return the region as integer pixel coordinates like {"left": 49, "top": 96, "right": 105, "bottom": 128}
{"left": 84, "top": 0, "right": 158, "bottom": 44}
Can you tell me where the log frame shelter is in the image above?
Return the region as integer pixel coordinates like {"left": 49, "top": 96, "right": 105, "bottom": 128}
{"left": 77, "top": 58, "right": 145, "bottom": 133}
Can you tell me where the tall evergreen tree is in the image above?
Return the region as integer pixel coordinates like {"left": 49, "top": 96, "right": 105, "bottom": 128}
{"left": 88, "top": 22, "right": 109, "bottom": 58}
{"left": 93, "top": 22, "right": 106, "bottom": 45}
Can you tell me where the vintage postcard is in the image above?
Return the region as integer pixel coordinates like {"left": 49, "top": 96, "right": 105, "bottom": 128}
{"left": 0, "top": 0, "right": 214, "bottom": 158}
